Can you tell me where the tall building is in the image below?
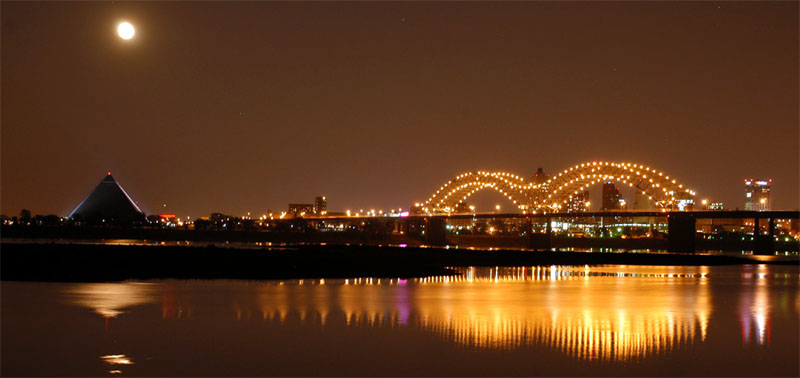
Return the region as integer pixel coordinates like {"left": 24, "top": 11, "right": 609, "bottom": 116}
{"left": 530, "top": 168, "right": 550, "bottom": 207}
{"left": 601, "top": 181, "right": 622, "bottom": 211}
{"left": 565, "top": 190, "right": 590, "bottom": 213}
{"left": 745, "top": 179, "right": 771, "bottom": 211}
{"left": 633, "top": 191, "right": 654, "bottom": 225}
{"left": 314, "top": 196, "right": 328, "bottom": 215}
{"left": 634, "top": 191, "right": 653, "bottom": 210}
{"left": 531, "top": 168, "right": 549, "bottom": 185}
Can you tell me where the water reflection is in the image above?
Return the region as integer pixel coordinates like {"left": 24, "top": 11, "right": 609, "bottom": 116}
{"left": 156, "top": 266, "right": 722, "bottom": 361}
{"left": 58, "top": 265, "right": 797, "bottom": 367}
{"left": 100, "top": 354, "right": 133, "bottom": 365}
{"left": 65, "top": 282, "right": 160, "bottom": 318}
{"left": 356, "top": 266, "right": 713, "bottom": 361}
{"left": 413, "top": 291, "right": 711, "bottom": 360}
{"left": 161, "top": 284, "right": 191, "bottom": 319}
{"left": 740, "top": 265, "right": 772, "bottom": 345}
{"left": 100, "top": 354, "right": 134, "bottom": 375}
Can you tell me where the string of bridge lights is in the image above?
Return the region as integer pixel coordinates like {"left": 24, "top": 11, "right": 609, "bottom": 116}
{"left": 422, "top": 161, "right": 696, "bottom": 214}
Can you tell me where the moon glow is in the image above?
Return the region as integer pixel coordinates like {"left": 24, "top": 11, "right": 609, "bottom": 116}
{"left": 117, "top": 22, "right": 135, "bottom": 40}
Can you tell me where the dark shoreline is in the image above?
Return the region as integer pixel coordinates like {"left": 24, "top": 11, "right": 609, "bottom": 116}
{"left": 1, "top": 242, "right": 795, "bottom": 283}
{"left": 4, "top": 225, "right": 799, "bottom": 253}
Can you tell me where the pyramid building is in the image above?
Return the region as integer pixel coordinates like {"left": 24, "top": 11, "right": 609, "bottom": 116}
{"left": 69, "top": 173, "right": 145, "bottom": 222}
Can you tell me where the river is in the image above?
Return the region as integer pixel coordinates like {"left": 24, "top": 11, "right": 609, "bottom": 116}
{"left": 2, "top": 264, "right": 798, "bottom": 376}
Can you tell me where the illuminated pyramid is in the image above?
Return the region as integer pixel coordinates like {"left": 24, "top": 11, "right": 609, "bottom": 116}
{"left": 69, "top": 172, "right": 145, "bottom": 222}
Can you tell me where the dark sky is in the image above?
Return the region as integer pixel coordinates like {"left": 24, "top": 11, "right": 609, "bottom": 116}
{"left": 2, "top": 1, "right": 798, "bottom": 217}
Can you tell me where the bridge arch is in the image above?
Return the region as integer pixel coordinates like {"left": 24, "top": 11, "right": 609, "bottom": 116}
{"left": 540, "top": 161, "right": 695, "bottom": 210}
{"left": 420, "top": 161, "right": 696, "bottom": 214}
{"left": 422, "top": 171, "right": 533, "bottom": 213}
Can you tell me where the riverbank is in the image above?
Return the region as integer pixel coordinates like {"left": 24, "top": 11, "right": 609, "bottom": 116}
{"left": 4, "top": 225, "right": 799, "bottom": 253}
{"left": 2, "top": 242, "right": 794, "bottom": 282}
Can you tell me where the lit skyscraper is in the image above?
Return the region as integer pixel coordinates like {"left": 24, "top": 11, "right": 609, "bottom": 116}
{"left": 744, "top": 179, "right": 771, "bottom": 211}
{"left": 530, "top": 168, "right": 550, "bottom": 207}
{"left": 602, "top": 181, "right": 622, "bottom": 211}
{"left": 314, "top": 196, "right": 328, "bottom": 215}
{"left": 565, "top": 190, "right": 590, "bottom": 212}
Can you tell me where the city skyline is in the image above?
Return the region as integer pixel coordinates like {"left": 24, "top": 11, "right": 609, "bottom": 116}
{"left": 35, "top": 162, "right": 790, "bottom": 219}
{"left": 2, "top": 2, "right": 798, "bottom": 217}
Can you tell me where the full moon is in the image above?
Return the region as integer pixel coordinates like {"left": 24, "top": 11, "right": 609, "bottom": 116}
{"left": 117, "top": 22, "right": 135, "bottom": 40}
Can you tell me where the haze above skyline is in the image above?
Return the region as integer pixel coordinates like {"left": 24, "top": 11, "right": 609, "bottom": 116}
{"left": 2, "top": 1, "right": 798, "bottom": 217}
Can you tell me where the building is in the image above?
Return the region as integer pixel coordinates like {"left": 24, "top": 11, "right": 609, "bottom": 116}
{"left": 774, "top": 218, "right": 798, "bottom": 238}
{"left": 314, "top": 196, "right": 328, "bottom": 215}
{"left": 601, "top": 181, "right": 622, "bottom": 211}
{"left": 634, "top": 191, "right": 653, "bottom": 210}
{"left": 632, "top": 191, "right": 654, "bottom": 225}
{"left": 744, "top": 179, "right": 771, "bottom": 211}
{"left": 700, "top": 217, "right": 745, "bottom": 234}
{"left": 673, "top": 192, "right": 695, "bottom": 211}
{"left": 69, "top": 172, "right": 145, "bottom": 223}
{"left": 565, "top": 190, "right": 590, "bottom": 213}
{"left": 530, "top": 168, "right": 550, "bottom": 205}
{"left": 288, "top": 204, "right": 314, "bottom": 217}
{"left": 531, "top": 168, "right": 549, "bottom": 185}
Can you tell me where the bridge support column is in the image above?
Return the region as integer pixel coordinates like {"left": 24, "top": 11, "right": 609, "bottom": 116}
{"left": 395, "top": 219, "right": 405, "bottom": 235}
{"left": 425, "top": 217, "right": 447, "bottom": 246}
{"left": 524, "top": 217, "right": 552, "bottom": 250}
{"left": 754, "top": 216, "right": 760, "bottom": 238}
{"left": 754, "top": 217, "right": 775, "bottom": 255}
{"left": 522, "top": 219, "right": 531, "bottom": 248}
{"left": 668, "top": 213, "right": 696, "bottom": 253}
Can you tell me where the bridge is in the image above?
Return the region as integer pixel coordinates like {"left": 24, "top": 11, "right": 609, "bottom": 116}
{"left": 305, "top": 210, "right": 799, "bottom": 254}
{"left": 421, "top": 161, "right": 696, "bottom": 213}
{"left": 300, "top": 160, "right": 798, "bottom": 254}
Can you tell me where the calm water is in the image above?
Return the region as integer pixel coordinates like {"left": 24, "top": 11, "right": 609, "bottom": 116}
{"left": 2, "top": 265, "right": 798, "bottom": 376}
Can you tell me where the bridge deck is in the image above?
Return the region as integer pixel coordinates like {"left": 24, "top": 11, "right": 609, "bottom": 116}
{"left": 303, "top": 210, "right": 799, "bottom": 222}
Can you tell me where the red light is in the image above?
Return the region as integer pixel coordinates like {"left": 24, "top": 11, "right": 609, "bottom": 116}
{"left": 107, "top": 171, "right": 112, "bottom": 176}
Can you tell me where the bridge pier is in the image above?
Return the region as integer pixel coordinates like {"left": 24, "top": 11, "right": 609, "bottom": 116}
{"left": 425, "top": 217, "right": 447, "bottom": 246}
{"left": 667, "top": 213, "right": 696, "bottom": 253}
{"left": 523, "top": 217, "right": 552, "bottom": 250}
{"left": 393, "top": 219, "right": 410, "bottom": 235}
{"left": 754, "top": 217, "right": 775, "bottom": 255}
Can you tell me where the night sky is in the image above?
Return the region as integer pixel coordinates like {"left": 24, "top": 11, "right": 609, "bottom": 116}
{"left": 2, "top": 1, "right": 797, "bottom": 217}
